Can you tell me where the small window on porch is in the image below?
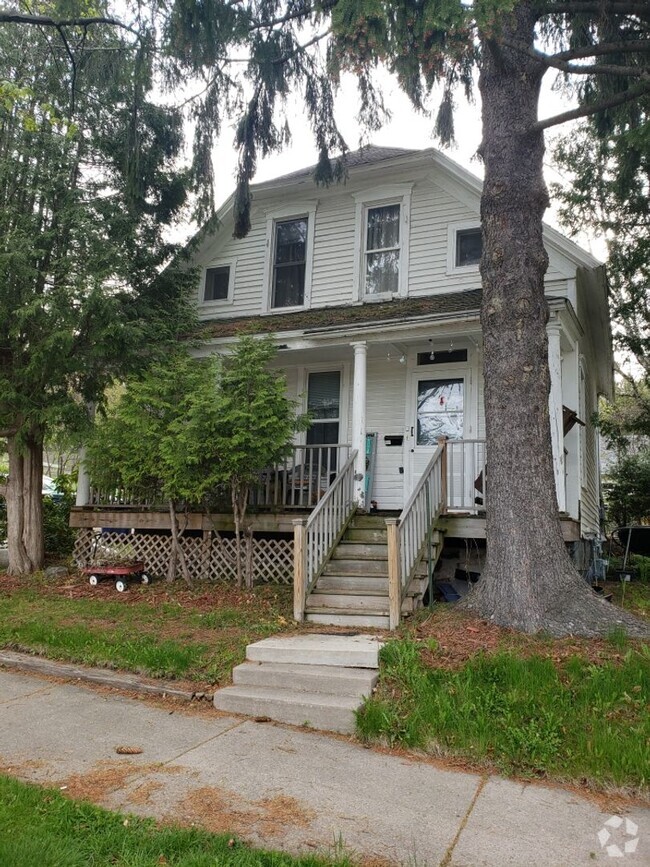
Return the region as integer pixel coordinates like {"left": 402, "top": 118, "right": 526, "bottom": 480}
{"left": 306, "top": 371, "right": 341, "bottom": 447}
{"left": 417, "top": 379, "right": 464, "bottom": 445}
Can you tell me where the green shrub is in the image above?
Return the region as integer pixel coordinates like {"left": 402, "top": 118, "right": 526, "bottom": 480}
{"left": 43, "top": 475, "right": 76, "bottom": 556}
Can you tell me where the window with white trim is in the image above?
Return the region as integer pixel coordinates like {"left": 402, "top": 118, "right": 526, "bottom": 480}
{"left": 204, "top": 265, "right": 230, "bottom": 301}
{"left": 201, "top": 261, "right": 235, "bottom": 304}
{"left": 447, "top": 220, "right": 482, "bottom": 275}
{"left": 272, "top": 217, "right": 308, "bottom": 309}
{"left": 353, "top": 184, "right": 412, "bottom": 301}
{"left": 364, "top": 203, "right": 401, "bottom": 296}
{"left": 456, "top": 228, "right": 482, "bottom": 267}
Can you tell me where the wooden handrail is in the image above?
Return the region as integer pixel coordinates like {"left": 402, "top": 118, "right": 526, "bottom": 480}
{"left": 293, "top": 449, "right": 358, "bottom": 621}
{"left": 387, "top": 443, "right": 446, "bottom": 630}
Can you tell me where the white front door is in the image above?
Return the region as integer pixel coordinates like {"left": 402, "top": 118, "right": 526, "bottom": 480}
{"left": 406, "top": 368, "right": 474, "bottom": 508}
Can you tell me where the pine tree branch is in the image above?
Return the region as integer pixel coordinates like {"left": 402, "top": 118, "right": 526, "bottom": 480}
{"left": 531, "top": 80, "right": 650, "bottom": 131}
{"left": 553, "top": 41, "right": 650, "bottom": 61}
{"left": 0, "top": 10, "right": 142, "bottom": 41}
{"left": 539, "top": 2, "right": 650, "bottom": 17}
{"left": 497, "top": 35, "right": 650, "bottom": 78}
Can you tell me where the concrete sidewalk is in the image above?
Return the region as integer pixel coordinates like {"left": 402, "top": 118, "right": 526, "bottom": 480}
{"left": 0, "top": 668, "right": 648, "bottom": 866}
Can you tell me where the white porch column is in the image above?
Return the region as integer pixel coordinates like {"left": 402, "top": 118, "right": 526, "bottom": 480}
{"left": 75, "top": 402, "right": 95, "bottom": 507}
{"left": 351, "top": 341, "right": 367, "bottom": 509}
{"left": 75, "top": 450, "right": 91, "bottom": 507}
{"left": 547, "top": 324, "right": 566, "bottom": 512}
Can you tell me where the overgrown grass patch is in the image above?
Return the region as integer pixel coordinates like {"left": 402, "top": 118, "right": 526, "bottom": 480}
{"left": 357, "top": 639, "right": 650, "bottom": 792}
{"left": 0, "top": 576, "right": 294, "bottom": 684}
{"left": 0, "top": 774, "right": 347, "bottom": 867}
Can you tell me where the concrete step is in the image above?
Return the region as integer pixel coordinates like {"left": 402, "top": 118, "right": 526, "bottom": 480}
{"left": 331, "top": 542, "right": 388, "bottom": 560}
{"left": 345, "top": 528, "right": 388, "bottom": 543}
{"left": 323, "top": 558, "right": 388, "bottom": 576}
{"left": 213, "top": 685, "right": 363, "bottom": 734}
{"left": 307, "top": 592, "right": 389, "bottom": 611}
{"left": 246, "top": 634, "right": 382, "bottom": 668}
{"left": 232, "top": 662, "right": 378, "bottom": 697}
{"left": 305, "top": 611, "right": 390, "bottom": 629}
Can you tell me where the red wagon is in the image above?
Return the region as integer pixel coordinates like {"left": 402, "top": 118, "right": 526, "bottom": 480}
{"left": 80, "top": 562, "right": 150, "bottom": 593}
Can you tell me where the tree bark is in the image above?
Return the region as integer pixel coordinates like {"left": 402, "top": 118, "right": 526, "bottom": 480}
{"left": 6, "top": 428, "right": 45, "bottom": 575}
{"left": 168, "top": 500, "right": 192, "bottom": 586}
{"left": 461, "top": 1, "right": 648, "bottom": 638}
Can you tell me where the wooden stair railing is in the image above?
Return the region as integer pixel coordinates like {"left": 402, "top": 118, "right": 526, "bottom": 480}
{"left": 293, "top": 449, "right": 358, "bottom": 621}
{"left": 387, "top": 438, "right": 447, "bottom": 630}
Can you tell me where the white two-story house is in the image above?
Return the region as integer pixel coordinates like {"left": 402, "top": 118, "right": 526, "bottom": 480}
{"left": 73, "top": 145, "right": 613, "bottom": 626}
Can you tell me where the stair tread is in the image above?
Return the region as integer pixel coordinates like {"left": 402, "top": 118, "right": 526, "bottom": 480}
{"left": 305, "top": 605, "right": 389, "bottom": 616}
{"left": 215, "top": 684, "right": 363, "bottom": 710}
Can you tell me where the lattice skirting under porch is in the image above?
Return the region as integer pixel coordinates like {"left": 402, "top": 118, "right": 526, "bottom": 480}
{"left": 73, "top": 529, "right": 294, "bottom": 585}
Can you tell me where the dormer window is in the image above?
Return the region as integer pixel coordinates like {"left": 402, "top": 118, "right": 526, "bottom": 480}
{"left": 364, "top": 203, "right": 400, "bottom": 295}
{"left": 272, "top": 217, "right": 308, "bottom": 308}
{"left": 456, "top": 228, "right": 482, "bottom": 267}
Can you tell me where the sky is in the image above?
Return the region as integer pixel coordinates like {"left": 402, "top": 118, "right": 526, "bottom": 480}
{"left": 192, "top": 66, "right": 605, "bottom": 261}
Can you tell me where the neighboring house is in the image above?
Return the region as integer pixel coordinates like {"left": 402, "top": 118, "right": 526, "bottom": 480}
{"left": 73, "top": 145, "right": 613, "bottom": 627}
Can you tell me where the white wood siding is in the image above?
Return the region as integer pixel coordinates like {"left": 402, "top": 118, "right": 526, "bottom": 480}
{"left": 195, "top": 164, "right": 573, "bottom": 319}
{"left": 364, "top": 358, "right": 408, "bottom": 510}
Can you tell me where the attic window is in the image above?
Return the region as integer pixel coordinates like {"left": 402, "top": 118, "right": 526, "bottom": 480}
{"left": 456, "top": 228, "right": 482, "bottom": 267}
{"left": 204, "top": 265, "right": 231, "bottom": 302}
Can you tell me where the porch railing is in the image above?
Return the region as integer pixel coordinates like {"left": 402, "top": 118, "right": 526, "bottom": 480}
{"left": 87, "top": 444, "right": 351, "bottom": 510}
{"left": 249, "top": 444, "right": 352, "bottom": 509}
{"left": 293, "top": 449, "right": 357, "bottom": 621}
{"left": 387, "top": 440, "right": 446, "bottom": 630}
{"left": 445, "top": 438, "right": 487, "bottom": 512}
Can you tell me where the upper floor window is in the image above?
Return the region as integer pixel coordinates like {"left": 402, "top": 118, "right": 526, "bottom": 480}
{"left": 364, "top": 203, "right": 400, "bottom": 295}
{"left": 447, "top": 220, "right": 481, "bottom": 276}
{"left": 456, "top": 228, "right": 482, "bottom": 267}
{"left": 204, "top": 265, "right": 230, "bottom": 302}
{"left": 272, "top": 217, "right": 308, "bottom": 308}
{"left": 353, "top": 184, "right": 412, "bottom": 301}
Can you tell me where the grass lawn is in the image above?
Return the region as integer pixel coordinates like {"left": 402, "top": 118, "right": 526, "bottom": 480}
{"left": 0, "top": 774, "right": 345, "bottom": 867}
{"left": 1, "top": 568, "right": 649, "bottom": 796}
{"left": 0, "top": 571, "right": 295, "bottom": 685}
{"left": 357, "top": 585, "right": 650, "bottom": 797}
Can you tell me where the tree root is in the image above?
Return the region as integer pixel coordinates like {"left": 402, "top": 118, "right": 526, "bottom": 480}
{"left": 460, "top": 573, "right": 650, "bottom": 639}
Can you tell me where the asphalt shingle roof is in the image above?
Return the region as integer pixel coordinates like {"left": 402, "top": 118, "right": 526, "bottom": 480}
{"left": 197, "top": 289, "right": 482, "bottom": 341}
{"left": 254, "top": 145, "right": 422, "bottom": 188}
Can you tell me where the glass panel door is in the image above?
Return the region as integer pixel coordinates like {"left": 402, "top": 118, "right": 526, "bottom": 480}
{"left": 416, "top": 378, "right": 464, "bottom": 445}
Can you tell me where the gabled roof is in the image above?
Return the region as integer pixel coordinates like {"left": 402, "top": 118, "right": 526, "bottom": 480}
{"left": 254, "top": 145, "right": 421, "bottom": 188}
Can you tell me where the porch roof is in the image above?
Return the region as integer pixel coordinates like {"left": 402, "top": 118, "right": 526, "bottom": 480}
{"left": 197, "top": 289, "right": 483, "bottom": 341}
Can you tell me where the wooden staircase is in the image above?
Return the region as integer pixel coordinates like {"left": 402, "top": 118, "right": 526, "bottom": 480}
{"left": 304, "top": 515, "right": 443, "bottom": 628}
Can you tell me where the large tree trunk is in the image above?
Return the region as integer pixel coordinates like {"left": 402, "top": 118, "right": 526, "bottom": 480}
{"left": 462, "top": 2, "right": 648, "bottom": 638}
{"left": 6, "top": 428, "right": 45, "bottom": 575}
